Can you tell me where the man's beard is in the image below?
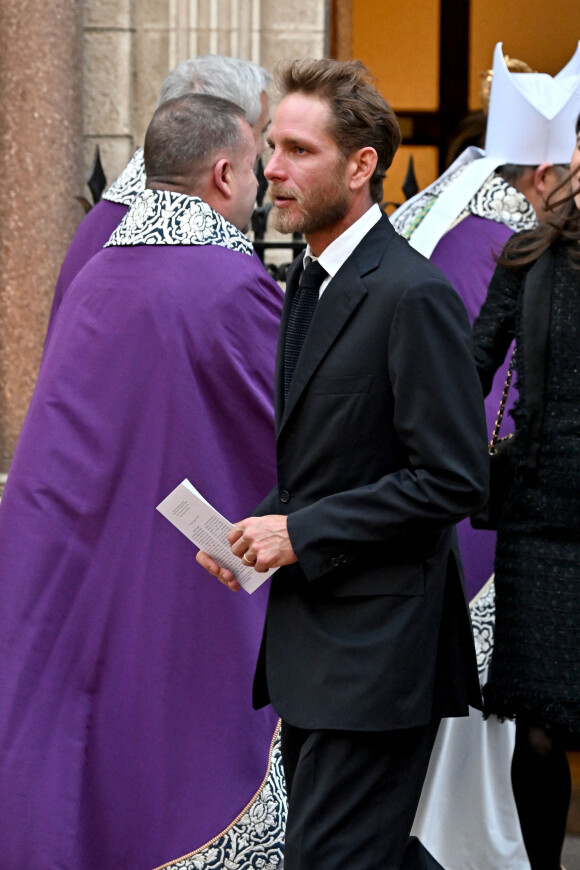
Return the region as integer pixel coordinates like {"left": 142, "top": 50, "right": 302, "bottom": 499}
{"left": 269, "top": 183, "right": 350, "bottom": 237}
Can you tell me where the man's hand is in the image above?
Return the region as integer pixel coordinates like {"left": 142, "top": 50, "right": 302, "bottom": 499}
{"left": 196, "top": 515, "right": 297, "bottom": 592}
{"left": 228, "top": 515, "right": 297, "bottom": 572}
{"left": 195, "top": 551, "right": 241, "bottom": 592}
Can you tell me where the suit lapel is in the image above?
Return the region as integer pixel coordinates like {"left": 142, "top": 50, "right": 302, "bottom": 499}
{"left": 279, "top": 270, "right": 367, "bottom": 432}
{"left": 277, "top": 214, "right": 394, "bottom": 436}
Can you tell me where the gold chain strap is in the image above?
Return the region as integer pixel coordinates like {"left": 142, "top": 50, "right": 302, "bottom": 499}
{"left": 490, "top": 345, "right": 516, "bottom": 453}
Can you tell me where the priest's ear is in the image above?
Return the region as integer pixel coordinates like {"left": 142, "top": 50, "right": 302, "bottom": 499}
{"left": 212, "top": 158, "right": 234, "bottom": 200}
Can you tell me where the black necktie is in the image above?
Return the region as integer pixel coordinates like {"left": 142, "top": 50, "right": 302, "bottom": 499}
{"left": 284, "top": 260, "right": 327, "bottom": 397}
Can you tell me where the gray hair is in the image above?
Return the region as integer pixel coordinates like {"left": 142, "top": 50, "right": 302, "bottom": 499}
{"left": 144, "top": 93, "right": 247, "bottom": 185}
{"left": 158, "top": 55, "right": 271, "bottom": 125}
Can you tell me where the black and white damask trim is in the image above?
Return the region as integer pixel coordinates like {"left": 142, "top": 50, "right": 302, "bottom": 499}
{"left": 470, "top": 575, "right": 495, "bottom": 678}
{"left": 103, "top": 148, "right": 146, "bottom": 206}
{"left": 392, "top": 163, "right": 537, "bottom": 241}
{"left": 106, "top": 190, "right": 253, "bottom": 256}
{"left": 153, "top": 724, "right": 287, "bottom": 870}
{"left": 467, "top": 174, "right": 537, "bottom": 232}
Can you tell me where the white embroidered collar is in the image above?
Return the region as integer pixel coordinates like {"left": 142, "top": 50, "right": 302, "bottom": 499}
{"left": 105, "top": 189, "right": 253, "bottom": 256}
{"left": 391, "top": 162, "right": 467, "bottom": 240}
{"left": 393, "top": 165, "right": 537, "bottom": 240}
{"left": 103, "top": 149, "right": 145, "bottom": 206}
{"left": 466, "top": 172, "right": 537, "bottom": 231}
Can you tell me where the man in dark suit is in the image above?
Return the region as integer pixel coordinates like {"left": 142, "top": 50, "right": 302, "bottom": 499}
{"left": 197, "top": 58, "right": 488, "bottom": 870}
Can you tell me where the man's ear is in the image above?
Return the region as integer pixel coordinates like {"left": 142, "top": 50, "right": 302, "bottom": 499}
{"left": 213, "top": 158, "right": 233, "bottom": 199}
{"left": 533, "top": 162, "right": 555, "bottom": 196}
{"left": 348, "top": 147, "right": 378, "bottom": 192}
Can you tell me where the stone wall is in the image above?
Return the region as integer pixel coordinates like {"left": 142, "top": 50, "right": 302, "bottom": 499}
{"left": 83, "top": 0, "right": 327, "bottom": 191}
{"left": 84, "top": 0, "right": 135, "bottom": 190}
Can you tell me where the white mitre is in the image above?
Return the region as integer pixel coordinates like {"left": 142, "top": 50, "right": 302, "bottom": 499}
{"left": 393, "top": 41, "right": 580, "bottom": 257}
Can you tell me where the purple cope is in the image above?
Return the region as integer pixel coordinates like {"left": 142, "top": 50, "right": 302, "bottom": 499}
{"left": 0, "top": 223, "right": 284, "bottom": 869}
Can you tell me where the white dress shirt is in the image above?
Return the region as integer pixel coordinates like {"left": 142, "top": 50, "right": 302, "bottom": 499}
{"left": 302, "top": 203, "right": 382, "bottom": 297}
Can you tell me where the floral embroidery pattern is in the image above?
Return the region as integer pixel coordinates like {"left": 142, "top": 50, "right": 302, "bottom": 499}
{"left": 470, "top": 576, "right": 495, "bottom": 677}
{"left": 103, "top": 148, "right": 146, "bottom": 206}
{"left": 153, "top": 726, "right": 286, "bottom": 870}
{"left": 391, "top": 164, "right": 537, "bottom": 241}
{"left": 468, "top": 174, "right": 536, "bottom": 230}
{"left": 390, "top": 163, "right": 467, "bottom": 239}
{"left": 106, "top": 190, "right": 253, "bottom": 256}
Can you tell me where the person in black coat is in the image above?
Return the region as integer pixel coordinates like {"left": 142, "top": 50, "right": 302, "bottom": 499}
{"left": 198, "top": 58, "right": 488, "bottom": 870}
{"left": 472, "top": 113, "right": 580, "bottom": 870}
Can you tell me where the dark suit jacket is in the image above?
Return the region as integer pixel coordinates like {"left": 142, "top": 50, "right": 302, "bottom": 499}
{"left": 253, "top": 214, "right": 488, "bottom": 731}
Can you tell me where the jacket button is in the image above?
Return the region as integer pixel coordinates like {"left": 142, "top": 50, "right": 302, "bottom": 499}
{"left": 339, "top": 554, "right": 348, "bottom": 564}
{"left": 280, "top": 490, "right": 290, "bottom": 503}
{"left": 330, "top": 557, "right": 340, "bottom": 568}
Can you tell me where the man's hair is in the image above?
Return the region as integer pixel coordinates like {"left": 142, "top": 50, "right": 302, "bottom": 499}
{"left": 497, "top": 162, "right": 570, "bottom": 187}
{"left": 275, "top": 58, "right": 401, "bottom": 203}
{"left": 144, "top": 93, "right": 247, "bottom": 185}
{"left": 158, "top": 55, "right": 271, "bottom": 125}
{"left": 496, "top": 163, "right": 535, "bottom": 186}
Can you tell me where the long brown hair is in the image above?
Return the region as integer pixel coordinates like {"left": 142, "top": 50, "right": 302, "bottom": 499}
{"left": 499, "top": 113, "right": 580, "bottom": 269}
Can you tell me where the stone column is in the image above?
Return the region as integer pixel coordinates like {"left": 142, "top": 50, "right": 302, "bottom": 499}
{"left": 132, "top": 0, "right": 269, "bottom": 151}
{"left": 133, "top": 0, "right": 171, "bottom": 148}
{"left": 0, "top": 0, "right": 84, "bottom": 477}
{"left": 84, "top": 0, "right": 135, "bottom": 189}
{"left": 259, "top": 0, "right": 327, "bottom": 270}
{"left": 260, "top": 0, "right": 326, "bottom": 72}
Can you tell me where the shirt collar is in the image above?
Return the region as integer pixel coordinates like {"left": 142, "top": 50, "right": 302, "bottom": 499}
{"left": 303, "top": 204, "right": 382, "bottom": 295}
